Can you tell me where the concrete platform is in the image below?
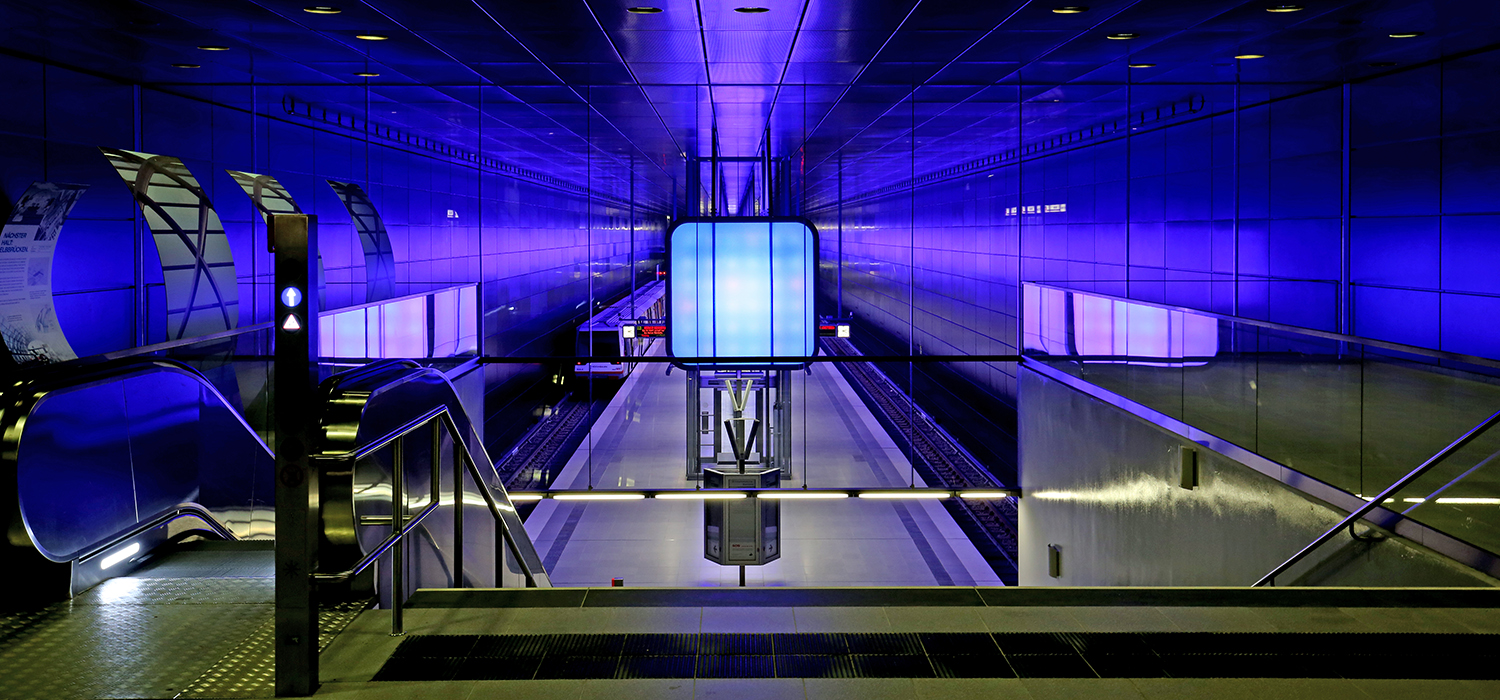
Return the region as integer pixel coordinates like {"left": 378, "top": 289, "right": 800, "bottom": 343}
{"left": 524, "top": 351, "right": 1001, "bottom": 587}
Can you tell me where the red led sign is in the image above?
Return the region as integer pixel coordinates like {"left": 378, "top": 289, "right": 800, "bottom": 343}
{"left": 639, "top": 324, "right": 667, "bottom": 338}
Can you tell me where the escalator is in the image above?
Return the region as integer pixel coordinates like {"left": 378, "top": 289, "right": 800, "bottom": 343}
{"left": 1, "top": 356, "right": 548, "bottom": 607}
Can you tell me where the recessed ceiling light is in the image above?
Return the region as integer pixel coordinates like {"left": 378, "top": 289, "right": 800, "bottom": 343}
{"left": 734, "top": 7, "right": 770, "bottom": 13}
{"left": 304, "top": 6, "right": 341, "bottom": 13}
{"left": 197, "top": 45, "right": 230, "bottom": 51}
{"left": 1388, "top": 31, "right": 1425, "bottom": 38}
{"left": 355, "top": 33, "right": 389, "bottom": 41}
{"left": 626, "top": 6, "right": 662, "bottom": 13}
{"left": 1235, "top": 54, "right": 1265, "bottom": 59}
{"left": 172, "top": 63, "right": 201, "bottom": 68}
{"left": 1106, "top": 32, "right": 1139, "bottom": 39}
{"left": 1128, "top": 62, "right": 1156, "bottom": 68}
{"left": 354, "top": 72, "right": 379, "bottom": 77}
{"left": 1266, "top": 4, "right": 1303, "bottom": 11}
{"left": 1052, "top": 6, "right": 1088, "bottom": 13}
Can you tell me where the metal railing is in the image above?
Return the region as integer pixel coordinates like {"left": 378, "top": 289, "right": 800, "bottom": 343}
{"left": 1255, "top": 408, "right": 1500, "bottom": 587}
{"left": 311, "top": 405, "right": 542, "bottom": 634}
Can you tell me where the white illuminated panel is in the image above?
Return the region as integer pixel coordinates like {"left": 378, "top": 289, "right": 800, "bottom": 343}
{"left": 669, "top": 220, "right": 815, "bottom": 366}
{"left": 317, "top": 284, "right": 478, "bottom": 359}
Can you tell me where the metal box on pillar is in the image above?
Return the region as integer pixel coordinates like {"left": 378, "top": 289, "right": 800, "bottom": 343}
{"left": 703, "top": 467, "right": 780, "bottom": 566}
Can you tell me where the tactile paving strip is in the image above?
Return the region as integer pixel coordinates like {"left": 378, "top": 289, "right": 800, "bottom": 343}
{"left": 370, "top": 631, "right": 1500, "bottom": 681}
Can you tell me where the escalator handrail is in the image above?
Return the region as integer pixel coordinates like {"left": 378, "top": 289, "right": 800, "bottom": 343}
{"left": 318, "top": 359, "right": 422, "bottom": 399}
{"left": 74, "top": 502, "right": 237, "bottom": 567}
{"left": 2, "top": 358, "right": 269, "bottom": 566}
{"left": 1, "top": 357, "right": 273, "bottom": 458}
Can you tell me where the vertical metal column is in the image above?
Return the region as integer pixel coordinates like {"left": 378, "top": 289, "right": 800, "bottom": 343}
{"left": 273, "top": 214, "right": 320, "bottom": 697}
{"left": 687, "top": 369, "right": 698, "bottom": 479}
{"left": 452, "top": 421, "right": 464, "bottom": 588}
{"left": 774, "top": 370, "right": 794, "bottom": 479}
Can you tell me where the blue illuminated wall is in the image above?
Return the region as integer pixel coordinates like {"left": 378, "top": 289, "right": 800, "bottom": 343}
{"left": 811, "top": 47, "right": 1500, "bottom": 483}
{"left": 0, "top": 52, "right": 663, "bottom": 448}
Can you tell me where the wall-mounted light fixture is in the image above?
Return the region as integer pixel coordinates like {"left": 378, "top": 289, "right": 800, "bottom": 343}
{"left": 1180, "top": 446, "right": 1199, "bottom": 490}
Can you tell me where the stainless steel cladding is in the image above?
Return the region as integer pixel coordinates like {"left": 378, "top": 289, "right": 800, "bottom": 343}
{"left": 0, "top": 359, "right": 273, "bottom": 597}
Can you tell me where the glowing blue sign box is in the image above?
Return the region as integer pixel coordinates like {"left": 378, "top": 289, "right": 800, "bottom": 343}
{"left": 668, "top": 218, "right": 817, "bottom": 368}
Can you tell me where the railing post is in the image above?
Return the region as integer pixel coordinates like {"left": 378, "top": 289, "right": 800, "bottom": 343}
{"left": 453, "top": 422, "right": 464, "bottom": 588}
{"left": 391, "top": 435, "right": 405, "bottom": 636}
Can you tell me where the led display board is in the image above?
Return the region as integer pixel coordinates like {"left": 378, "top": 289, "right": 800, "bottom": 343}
{"left": 668, "top": 218, "right": 816, "bottom": 368}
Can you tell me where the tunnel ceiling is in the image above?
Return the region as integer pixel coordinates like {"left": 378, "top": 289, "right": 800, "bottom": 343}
{"left": 1, "top": 0, "right": 1494, "bottom": 212}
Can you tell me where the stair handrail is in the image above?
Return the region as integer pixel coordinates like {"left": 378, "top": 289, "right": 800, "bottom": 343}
{"left": 310, "top": 404, "right": 544, "bottom": 635}
{"left": 1254, "top": 407, "right": 1500, "bottom": 587}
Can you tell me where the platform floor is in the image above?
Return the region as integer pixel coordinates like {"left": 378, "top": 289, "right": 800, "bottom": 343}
{"left": 524, "top": 353, "right": 1001, "bottom": 588}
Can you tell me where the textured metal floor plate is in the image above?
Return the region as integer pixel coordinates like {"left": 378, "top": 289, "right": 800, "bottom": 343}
{"left": 370, "top": 631, "right": 1500, "bottom": 680}
{"left": 0, "top": 563, "right": 367, "bottom": 700}
{"left": 178, "top": 599, "right": 370, "bottom": 698}
{"left": 72, "top": 577, "right": 275, "bottom": 606}
{"left": 0, "top": 583, "right": 270, "bottom": 699}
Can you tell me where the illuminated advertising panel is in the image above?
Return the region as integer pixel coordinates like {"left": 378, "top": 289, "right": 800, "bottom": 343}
{"left": 668, "top": 218, "right": 817, "bottom": 368}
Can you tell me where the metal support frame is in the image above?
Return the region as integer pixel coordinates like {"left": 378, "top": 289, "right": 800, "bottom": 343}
{"left": 689, "top": 370, "right": 792, "bottom": 479}
{"left": 773, "top": 370, "right": 793, "bottom": 478}
{"left": 273, "top": 214, "right": 320, "bottom": 697}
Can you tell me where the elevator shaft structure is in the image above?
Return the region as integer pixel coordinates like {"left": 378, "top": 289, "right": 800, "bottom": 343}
{"left": 686, "top": 369, "right": 794, "bottom": 480}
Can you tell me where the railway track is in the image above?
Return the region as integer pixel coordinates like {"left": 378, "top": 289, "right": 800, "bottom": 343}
{"left": 822, "top": 338, "right": 1019, "bottom": 579}
{"left": 497, "top": 398, "right": 593, "bottom": 491}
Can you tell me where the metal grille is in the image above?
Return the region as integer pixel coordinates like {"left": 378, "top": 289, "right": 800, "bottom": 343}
{"left": 371, "top": 631, "right": 1500, "bottom": 681}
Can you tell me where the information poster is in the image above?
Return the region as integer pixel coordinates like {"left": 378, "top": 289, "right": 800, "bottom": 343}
{"left": 0, "top": 182, "right": 87, "bottom": 365}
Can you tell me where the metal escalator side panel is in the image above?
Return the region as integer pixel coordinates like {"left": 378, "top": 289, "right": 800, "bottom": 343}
{"left": 5, "top": 361, "right": 267, "bottom": 563}
{"left": 14, "top": 380, "right": 137, "bottom": 561}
